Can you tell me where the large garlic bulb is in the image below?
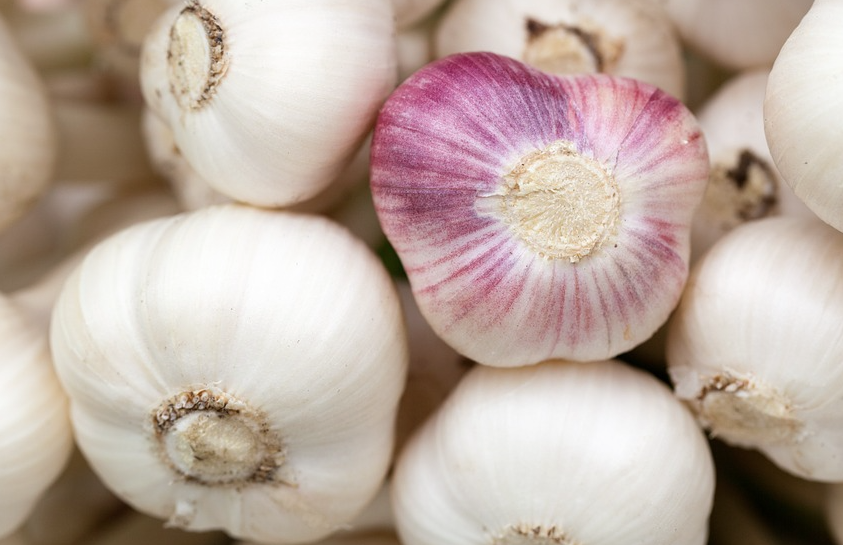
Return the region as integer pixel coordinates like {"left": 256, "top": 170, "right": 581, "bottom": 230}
{"left": 668, "top": 216, "right": 843, "bottom": 482}
{"left": 0, "top": 12, "right": 57, "bottom": 232}
{"left": 0, "top": 295, "right": 73, "bottom": 539}
{"left": 392, "top": 359, "right": 715, "bottom": 545}
{"left": 371, "top": 52, "right": 709, "bottom": 367}
{"left": 50, "top": 205, "right": 409, "bottom": 543}
{"left": 140, "top": 0, "right": 396, "bottom": 207}
{"left": 764, "top": 0, "right": 843, "bottom": 234}
{"left": 435, "top": 0, "right": 685, "bottom": 100}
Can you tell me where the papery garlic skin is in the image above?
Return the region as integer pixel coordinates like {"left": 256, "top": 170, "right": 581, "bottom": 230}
{"left": 435, "top": 0, "right": 685, "bottom": 100}
{"left": 764, "top": 0, "right": 843, "bottom": 234}
{"left": 659, "top": 0, "right": 812, "bottom": 71}
{"left": 668, "top": 216, "right": 843, "bottom": 482}
{"left": 0, "top": 295, "right": 73, "bottom": 539}
{"left": 691, "top": 69, "right": 815, "bottom": 262}
{"left": 392, "top": 359, "right": 714, "bottom": 545}
{"left": 371, "top": 52, "right": 709, "bottom": 367}
{"left": 141, "top": 0, "right": 396, "bottom": 207}
{"left": 50, "top": 205, "right": 408, "bottom": 543}
{"left": 0, "top": 12, "right": 57, "bottom": 232}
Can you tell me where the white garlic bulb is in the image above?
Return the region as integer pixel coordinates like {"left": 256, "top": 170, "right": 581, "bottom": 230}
{"left": 140, "top": 0, "right": 396, "bottom": 207}
{"left": 659, "top": 0, "right": 812, "bottom": 70}
{"left": 691, "top": 69, "right": 815, "bottom": 262}
{"left": 0, "top": 294, "right": 73, "bottom": 539}
{"left": 435, "top": 0, "right": 685, "bottom": 100}
{"left": 50, "top": 204, "right": 409, "bottom": 543}
{"left": 392, "top": 359, "right": 715, "bottom": 545}
{"left": 0, "top": 11, "right": 58, "bottom": 233}
{"left": 668, "top": 216, "right": 843, "bottom": 481}
{"left": 764, "top": 0, "right": 843, "bottom": 234}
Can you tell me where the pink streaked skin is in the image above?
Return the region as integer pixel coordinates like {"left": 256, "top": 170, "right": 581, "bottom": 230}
{"left": 370, "top": 52, "right": 709, "bottom": 367}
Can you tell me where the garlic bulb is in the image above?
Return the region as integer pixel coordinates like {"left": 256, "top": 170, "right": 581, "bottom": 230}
{"left": 691, "top": 69, "right": 815, "bottom": 262}
{"left": 140, "top": 0, "right": 396, "bottom": 207}
{"left": 0, "top": 294, "right": 73, "bottom": 539}
{"left": 659, "top": 0, "right": 812, "bottom": 71}
{"left": 371, "top": 52, "right": 709, "bottom": 367}
{"left": 667, "top": 216, "right": 843, "bottom": 481}
{"left": 0, "top": 11, "right": 58, "bottom": 233}
{"left": 435, "top": 0, "right": 685, "bottom": 100}
{"left": 392, "top": 359, "right": 715, "bottom": 545}
{"left": 764, "top": 0, "right": 843, "bottom": 234}
{"left": 50, "top": 204, "right": 408, "bottom": 543}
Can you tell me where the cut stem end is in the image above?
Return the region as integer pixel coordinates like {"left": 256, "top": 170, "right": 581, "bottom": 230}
{"left": 483, "top": 140, "right": 620, "bottom": 262}
{"left": 167, "top": 1, "right": 228, "bottom": 110}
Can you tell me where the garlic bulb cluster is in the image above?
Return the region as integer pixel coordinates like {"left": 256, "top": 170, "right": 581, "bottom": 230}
{"left": 392, "top": 359, "right": 715, "bottom": 545}
{"left": 141, "top": 0, "right": 396, "bottom": 207}
{"left": 667, "top": 216, "right": 843, "bottom": 482}
{"left": 0, "top": 294, "right": 73, "bottom": 539}
{"left": 371, "top": 52, "right": 709, "bottom": 367}
{"left": 50, "top": 204, "right": 408, "bottom": 543}
{"left": 764, "top": 0, "right": 843, "bottom": 234}
{"left": 0, "top": 12, "right": 57, "bottom": 233}
{"left": 435, "top": 0, "right": 685, "bottom": 100}
{"left": 658, "top": 0, "right": 812, "bottom": 70}
{"left": 691, "top": 69, "right": 814, "bottom": 262}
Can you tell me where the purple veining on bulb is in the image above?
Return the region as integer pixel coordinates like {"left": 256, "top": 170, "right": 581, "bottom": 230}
{"left": 371, "top": 52, "right": 709, "bottom": 366}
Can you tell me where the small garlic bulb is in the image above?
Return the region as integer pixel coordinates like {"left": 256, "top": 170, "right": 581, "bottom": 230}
{"left": 691, "top": 69, "right": 815, "bottom": 262}
{"left": 659, "top": 0, "right": 812, "bottom": 71}
{"left": 392, "top": 359, "right": 715, "bottom": 545}
{"left": 764, "top": 0, "right": 843, "bottom": 234}
{"left": 667, "top": 216, "right": 843, "bottom": 482}
{"left": 371, "top": 52, "right": 709, "bottom": 367}
{"left": 435, "top": 0, "right": 685, "bottom": 100}
{"left": 50, "top": 204, "right": 409, "bottom": 543}
{"left": 0, "top": 12, "right": 58, "bottom": 233}
{"left": 0, "top": 294, "right": 73, "bottom": 539}
{"left": 140, "top": 0, "right": 396, "bottom": 207}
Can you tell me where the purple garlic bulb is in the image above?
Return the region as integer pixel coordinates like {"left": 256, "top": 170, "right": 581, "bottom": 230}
{"left": 370, "top": 52, "right": 709, "bottom": 367}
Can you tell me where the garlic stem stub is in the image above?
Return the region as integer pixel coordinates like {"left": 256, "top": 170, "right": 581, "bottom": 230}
{"left": 764, "top": 0, "right": 843, "bottom": 234}
{"left": 391, "top": 359, "right": 715, "bottom": 545}
{"left": 434, "top": 0, "right": 685, "bottom": 100}
{"left": 370, "top": 52, "right": 709, "bottom": 367}
{"left": 49, "top": 204, "right": 409, "bottom": 543}
{"left": 140, "top": 0, "right": 397, "bottom": 207}
{"left": 667, "top": 216, "right": 843, "bottom": 482}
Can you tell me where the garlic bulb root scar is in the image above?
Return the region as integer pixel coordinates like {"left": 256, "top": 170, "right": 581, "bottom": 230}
{"left": 167, "top": 0, "right": 228, "bottom": 110}
{"left": 696, "top": 372, "right": 802, "bottom": 445}
{"left": 706, "top": 149, "right": 778, "bottom": 228}
{"left": 153, "top": 387, "right": 287, "bottom": 487}
{"left": 492, "top": 523, "right": 580, "bottom": 545}
{"left": 524, "top": 17, "right": 623, "bottom": 74}
{"left": 480, "top": 139, "right": 620, "bottom": 263}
